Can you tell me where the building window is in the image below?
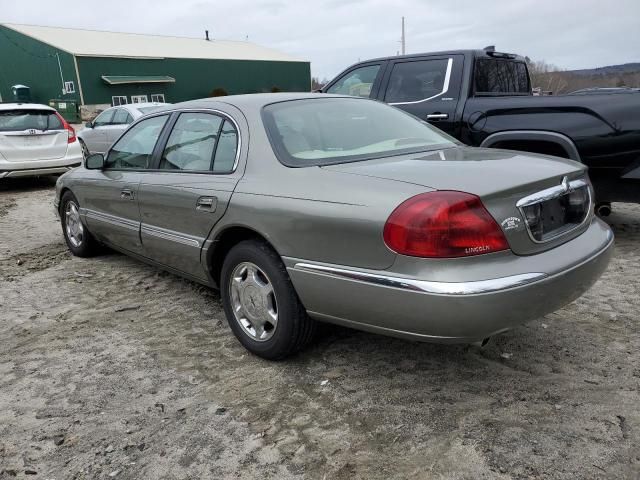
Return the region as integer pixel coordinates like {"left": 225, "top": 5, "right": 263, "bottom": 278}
{"left": 64, "top": 81, "right": 75, "bottom": 94}
{"left": 112, "top": 96, "right": 128, "bottom": 106}
{"left": 131, "top": 95, "right": 148, "bottom": 104}
{"left": 150, "top": 93, "right": 165, "bottom": 103}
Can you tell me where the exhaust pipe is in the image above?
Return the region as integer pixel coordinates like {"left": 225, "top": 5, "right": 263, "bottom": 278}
{"left": 595, "top": 202, "right": 612, "bottom": 217}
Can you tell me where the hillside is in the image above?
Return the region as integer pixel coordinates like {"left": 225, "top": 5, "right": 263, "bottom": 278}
{"left": 531, "top": 62, "right": 640, "bottom": 94}
{"left": 569, "top": 63, "right": 640, "bottom": 77}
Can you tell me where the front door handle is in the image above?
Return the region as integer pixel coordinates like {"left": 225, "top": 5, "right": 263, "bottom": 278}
{"left": 426, "top": 113, "right": 449, "bottom": 120}
{"left": 121, "top": 188, "right": 135, "bottom": 200}
{"left": 196, "top": 196, "right": 217, "bottom": 213}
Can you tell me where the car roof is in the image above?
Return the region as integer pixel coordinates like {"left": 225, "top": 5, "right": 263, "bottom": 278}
{"left": 0, "top": 103, "right": 55, "bottom": 111}
{"left": 344, "top": 49, "right": 527, "bottom": 64}
{"left": 152, "top": 93, "right": 349, "bottom": 113}
{"left": 119, "top": 102, "right": 169, "bottom": 111}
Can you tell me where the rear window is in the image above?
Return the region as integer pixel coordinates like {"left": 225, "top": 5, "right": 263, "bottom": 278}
{"left": 474, "top": 59, "right": 530, "bottom": 95}
{"left": 0, "top": 109, "right": 64, "bottom": 132}
{"left": 138, "top": 106, "right": 164, "bottom": 115}
{"left": 262, "top": 98, "right": 456, "bottom": 167}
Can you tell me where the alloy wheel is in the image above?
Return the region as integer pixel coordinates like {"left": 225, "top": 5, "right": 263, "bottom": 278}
{"left": 65, "top": 201, "right": 84, "bottom": 248}
{"left": 229, "top": 262, "right": 278, "bottom": 342}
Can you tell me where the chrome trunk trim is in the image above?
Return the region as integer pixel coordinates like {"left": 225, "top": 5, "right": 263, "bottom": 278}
{"left": 516, "top": 176, "right": 593, "bottom": 244}
{"left": 516, "top": 177, "right": 589, "bottom": 208}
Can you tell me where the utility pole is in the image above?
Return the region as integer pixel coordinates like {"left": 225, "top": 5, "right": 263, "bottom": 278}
{"left": 401, "top": 16, "right": 406, "bottom": 55}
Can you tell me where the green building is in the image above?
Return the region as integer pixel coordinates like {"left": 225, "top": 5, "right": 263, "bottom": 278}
{"left": 0, "top": 23, "right": 310, "bottom": 118}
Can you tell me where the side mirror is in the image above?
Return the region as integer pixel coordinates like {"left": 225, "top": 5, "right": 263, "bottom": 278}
{"left": 85, "top": 153, "right": 105, "bottom": 170}
{"left": 85, "top": 121, "right": 93, "bottom": 128}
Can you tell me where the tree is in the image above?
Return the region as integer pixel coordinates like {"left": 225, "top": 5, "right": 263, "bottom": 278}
{"left": 311, "top": 77, "right": 329, "bottom": 91}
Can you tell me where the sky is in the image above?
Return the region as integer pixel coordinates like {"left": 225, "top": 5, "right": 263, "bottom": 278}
{"left": 2, "top": 0, "right": 639, "bottom": 80}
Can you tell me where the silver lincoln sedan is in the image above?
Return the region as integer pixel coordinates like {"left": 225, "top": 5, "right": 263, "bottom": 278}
{"left": 54, "top": 93, "right": 613, "bottom": 359}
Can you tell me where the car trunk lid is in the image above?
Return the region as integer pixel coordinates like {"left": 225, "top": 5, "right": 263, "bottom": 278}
{"left": 321, "top": 146, "right": 592, "bottom": 256}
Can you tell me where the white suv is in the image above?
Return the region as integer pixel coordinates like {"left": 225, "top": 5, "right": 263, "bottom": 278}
{"left": 0, "top": 103, "right": 82, "bottom": 178}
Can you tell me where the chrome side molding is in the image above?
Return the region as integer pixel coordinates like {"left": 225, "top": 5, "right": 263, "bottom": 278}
{"left": 293, "top": 263, "right": 547, "bottom": 295}
{"left": 85, "top": 209, "right": 139, "bottom": 232}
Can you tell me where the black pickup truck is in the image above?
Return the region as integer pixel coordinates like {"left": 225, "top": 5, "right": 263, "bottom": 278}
{"left": 321, "top": 48, "right": 640, "bottom": 213}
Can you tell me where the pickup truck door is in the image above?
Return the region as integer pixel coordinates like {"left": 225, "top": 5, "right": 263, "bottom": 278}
{"left": 323, "top": 61, "right": 389, "bottom": 99}
{"left": 377, "top": 54, "right": 464, "bottom": 137}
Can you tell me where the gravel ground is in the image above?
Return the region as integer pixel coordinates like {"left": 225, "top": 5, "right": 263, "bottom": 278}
{"left": 0, "top": 177, "right": 638, "bottom": 480}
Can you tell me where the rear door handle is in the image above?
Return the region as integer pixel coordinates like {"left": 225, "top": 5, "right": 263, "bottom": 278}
{"left": 196, "top": 196, "right": 217, "bottom": 212}
{"left": 426, "top": 113, "right": 449, "bottom": 120}
{"left": 121, "top": 188, "right": 135, "bottom": 200}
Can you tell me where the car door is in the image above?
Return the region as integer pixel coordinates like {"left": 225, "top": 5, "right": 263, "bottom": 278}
{"left": 104, "top": 108, "right": 133, "bottom": 147}
{"left": 378, "top": 55, "right": 464, "bottom": 136}
{"left": 82, "top": 108, "right": 115, "bottom": 154}
{"left": 324, "top": 62, "right": 387, "bottom": 99}
{"left": 80, "top": 114, "right": 170, "bottom": 255}
{"left": 137, "top": 109, "right": 244, "bottom": 281}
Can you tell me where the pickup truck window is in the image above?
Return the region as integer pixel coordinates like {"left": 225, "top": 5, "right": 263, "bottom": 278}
{"left": 474, "top": 59, "right": 530, "bottom": 95}
{"left": 385, "top": 59, "right": 450, "bottom": 103}
{"left": 326, "top": 65, "right": 380, "bottom": 98}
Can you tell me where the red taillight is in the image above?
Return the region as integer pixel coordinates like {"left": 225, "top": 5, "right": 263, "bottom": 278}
{"left": 55, "top": 112, "right": 76, "bottom": 144}
{"left": 383, "top": 191, "right": 509, "bottom": 258}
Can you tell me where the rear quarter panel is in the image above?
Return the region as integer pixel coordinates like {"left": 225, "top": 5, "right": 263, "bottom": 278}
{"left": 216, "top": 165, "right": 428, "bottom": 270}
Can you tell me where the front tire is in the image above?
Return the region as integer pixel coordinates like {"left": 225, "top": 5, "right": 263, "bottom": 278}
{"left": 79, "top": 139, "right": 90, "bottom": 160}
{"left": 220, "top": 240, "right": 316, "bottom": 360}
{"left": 60, "top": 191, "right": 99, "bottom": 257}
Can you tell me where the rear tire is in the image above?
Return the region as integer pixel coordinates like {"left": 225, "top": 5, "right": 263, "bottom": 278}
{"left": 60, "top": 191, "right": 99, "bottom": 257}
{"left": 220, "top": 239, "right": 316, "bottom": 360}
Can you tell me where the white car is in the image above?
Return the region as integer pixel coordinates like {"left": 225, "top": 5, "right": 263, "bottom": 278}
{"left": 0, "top": 103, "right": 82, "bottom": 178}
{"left": 77, "top": 102, "right": 168, "bottom": 156}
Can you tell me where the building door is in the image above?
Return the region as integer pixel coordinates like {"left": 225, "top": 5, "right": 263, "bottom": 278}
{"left": 131, "top": 95, "right": 148, "bottom": 104}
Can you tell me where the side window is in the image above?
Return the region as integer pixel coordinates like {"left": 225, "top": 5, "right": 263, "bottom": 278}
{"left": 125, "top": 113, "right": 134, "bottom": 124}
{"left": 93, "top": 109, "right": 114, "bottom": 127}
{"left": 105, "top": 115, "right": 168, "bottom": 170}
{"left": 326, "top": 64, "right": 381, "bottom": 98}
{"left": 160, "top": 113, "right": 223, "bottom": 171}
{"left": 385, "top": 59, "right": 450, "bottom": 103}
{"left": 212, "top": 120, "right": 238, "bottom": 173}
{"left": 111, "top": 109, "right": 129, "bottom": 125}
{"left": 474, "top": 60, "right": 530, "bottom": 94}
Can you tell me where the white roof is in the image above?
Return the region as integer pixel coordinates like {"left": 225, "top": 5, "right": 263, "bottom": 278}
{"left": 2, "top": 23, "right": 305, "bottom": 63}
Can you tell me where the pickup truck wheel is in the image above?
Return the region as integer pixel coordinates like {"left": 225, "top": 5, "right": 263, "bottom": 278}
{"left": 60, "top": 191, "right": 99, "bottom": 257}
{"left": 220, "top": 239, "right": 316, "bottom": 360}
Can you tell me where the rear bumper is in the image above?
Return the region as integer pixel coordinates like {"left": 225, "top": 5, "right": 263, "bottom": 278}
{"left": 0, "top": 164, "right": 80, "bottom": 178}
{"left": 286, "top": 219, "right": 614, "bottom": 343}
{"left": 0, "top": 142, "right": 82, "bottom": 178}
